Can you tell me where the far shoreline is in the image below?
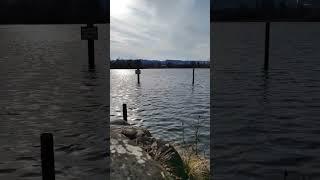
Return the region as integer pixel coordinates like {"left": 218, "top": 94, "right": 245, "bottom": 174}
{"left": 110, "top": 67, "right": 210, "bottom": 69}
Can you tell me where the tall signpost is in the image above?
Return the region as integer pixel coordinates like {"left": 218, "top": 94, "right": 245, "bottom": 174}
{"left": 135, "top": 60, "right": 142, "bottom": 84}
{"left": 0, "top": 0, "right": 108, "bottom": 70}
{"left": 81, "top": 24, "right": 98, "bottom": 69}
{"left": 135, "top": 69, "right": 141, "bottom": 84}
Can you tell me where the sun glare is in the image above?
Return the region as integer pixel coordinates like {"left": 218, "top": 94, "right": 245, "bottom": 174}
{"left": 115, "top": 69, "right": 132, "bottom": 77}
{"left": 111, "top": 0, "right": 132, "bottom": 17}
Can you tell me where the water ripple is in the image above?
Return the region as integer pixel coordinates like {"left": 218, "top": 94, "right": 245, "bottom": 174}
{"left": 111, "top": 69, "right": 210, "bottom": 152}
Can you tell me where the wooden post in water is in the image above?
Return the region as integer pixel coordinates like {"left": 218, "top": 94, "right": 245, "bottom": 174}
{"left": 81, "top": 24, "right": 98, "bottom": 69}
{"left": 87, "top": 24, "right": 95, "bottom": 69}
{"left": 41, "top": 133, "right": 55, "bottom": 180}
{"left": 264, "top": 21, "right": 270, "bottom": 71}
{"left": 135, "top": 69, "right": 141, "bottom": 84}
{"left": 123, "top": 104, "right": 127, "bottom": 121}
{"left": 283, "top": 170, "right": 288, "bottom": 180}
{"left": 192, "top": 68, "right": 195, "bottom": 85}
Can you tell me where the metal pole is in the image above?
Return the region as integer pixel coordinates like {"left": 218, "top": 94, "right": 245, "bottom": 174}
{"left": 87, "top": 24, "right": 95, "bottom": 69}
{"left": 264, "top": 21, "right": 270, "bottom": 71}
{"left": 123, "top": 104, "right": 127, "bottom": 121}
{"left": 41, "top": 133, "right": 55, "bottom": 180}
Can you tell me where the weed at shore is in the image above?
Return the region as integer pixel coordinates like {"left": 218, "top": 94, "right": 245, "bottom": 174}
{"left": 177, "top": 116, "right": 210, "bottom": 180}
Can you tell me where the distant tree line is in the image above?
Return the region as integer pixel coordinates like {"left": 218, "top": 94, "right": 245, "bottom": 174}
{"left": 111, "top": 59, "right": 210, "bottom": 69}
{"left": 111, "top": 60, "right": 143, "bottom": 69}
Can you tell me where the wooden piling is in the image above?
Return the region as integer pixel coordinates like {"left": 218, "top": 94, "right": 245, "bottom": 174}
{"left": 87, "top": 24, "right": 95, "bottom": 69}
{"left": 264, "top": 21, "right": 270, "bottom": 71}
{"left": 192, "top": 68, "right": 195, "bottom": 85}
{"left": 135, "top": 69, "right": 141, "bottom": 84}
{"left": 284, "top": 170, "right": 288, "bottom": 180}
{"left": 123, "top": 104, "right": 127, "bottom": 121}
{"left": 41, "top": 133, "right": 55, "bottom": 180}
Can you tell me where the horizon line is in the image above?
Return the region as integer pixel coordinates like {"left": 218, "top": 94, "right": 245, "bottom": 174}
{"left": 111, "top": 59, "right": 210, "bottom": 61}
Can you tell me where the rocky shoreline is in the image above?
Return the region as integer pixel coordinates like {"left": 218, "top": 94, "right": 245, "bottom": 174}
{"left": 110, "top": 120, "right": 189, "bottom": 179}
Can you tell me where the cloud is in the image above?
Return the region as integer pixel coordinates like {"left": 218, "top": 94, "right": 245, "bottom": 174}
{"left": 110, "top": 0, "right": 209, "bottom": 60}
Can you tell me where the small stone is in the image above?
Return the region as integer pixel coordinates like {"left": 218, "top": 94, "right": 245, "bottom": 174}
{"left": 137, "top": 159, "right": 145, "bottom": 164}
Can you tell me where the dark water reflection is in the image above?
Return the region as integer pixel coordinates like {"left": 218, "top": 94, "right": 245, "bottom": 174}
{"left": 213, "top": 22, "right": 320, "bottom": 180}
{"left": 0, "top": 25, "right": 108, "bottom": 179}
{"left": 111, "top": 69, "right": 210, "bottom": 154}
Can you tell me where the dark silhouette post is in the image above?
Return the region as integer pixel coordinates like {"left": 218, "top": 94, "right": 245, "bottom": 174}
{"left": 135, "top": 60, "right": 141, "bottom": 84}
{"left": 284, "top": 170, "right": 288, "bottom": 180}
{"left": 192, "top": 68, "right": 195, "bottom": 85}
{"left": 136, "top": 69, "right": 141, "bottom": 84}
{"left": 41, "top": 133, "right": 55, "bottom": 180}
{"left": 192, "top": 61, "right": 196, "bottom": 85}
{"left": 264, "top": 21, "right": 270, "bottom": 71}
{"left": 123, "top": 104, "right": 127, "bottom": 121}
{"left": 87, "top": 24, "right": 95, "bottom": 69}
{"left": 82, "top": 24, "right": 98, "bottom": 69}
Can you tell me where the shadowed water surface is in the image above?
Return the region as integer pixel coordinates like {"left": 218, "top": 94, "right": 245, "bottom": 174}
{"left": 213, "top": 22, "right": 320, "bottom": 180}
{"left": 111, "top": 69, "right": 210, "bottom": 153}
{"left": 0, "top": 25, "right": 108, "bottom": 179}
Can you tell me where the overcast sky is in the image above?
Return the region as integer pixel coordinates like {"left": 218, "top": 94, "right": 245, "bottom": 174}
{"left": 110, "top": 0, "right": 209, "bottom": 61}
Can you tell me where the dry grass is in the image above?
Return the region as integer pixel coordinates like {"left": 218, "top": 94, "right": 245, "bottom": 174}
{"left": 177, "top": 116, "right": 210, "bottom": 180}
{"left": 180, "top": 146, "right": 210, "bottom": 180}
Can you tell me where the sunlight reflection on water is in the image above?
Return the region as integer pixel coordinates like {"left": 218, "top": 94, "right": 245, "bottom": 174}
{"left": 111, "top": 68, "right": 210, "bottom": 153}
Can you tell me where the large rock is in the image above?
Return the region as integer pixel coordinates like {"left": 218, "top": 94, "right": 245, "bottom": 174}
{"left": 110, "top": 124, "right": 188, "bottom": 180}
{"left": 110, "top": 126, "right": 164, "bottom": 179}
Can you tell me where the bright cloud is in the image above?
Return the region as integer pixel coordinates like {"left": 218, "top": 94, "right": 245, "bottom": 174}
{"left": 110, "top": 0, "right": 210, "bottom": 60}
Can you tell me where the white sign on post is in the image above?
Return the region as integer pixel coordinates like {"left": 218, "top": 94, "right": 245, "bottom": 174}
{"left": 81, "top": 26, "right": 98, "bottom": 40}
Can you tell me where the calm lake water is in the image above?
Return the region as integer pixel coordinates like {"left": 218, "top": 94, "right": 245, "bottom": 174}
{"left": 111, "top": 69, "right": 210, "bottom": 153}
{"left": 0, "top": 25, "right": 108, "bottom": 179}
{"left": 213, "top": 22, "right": 320, "bottom": 180}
